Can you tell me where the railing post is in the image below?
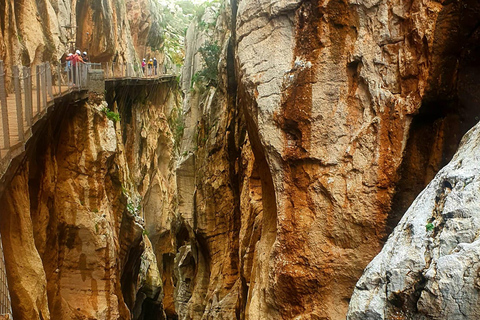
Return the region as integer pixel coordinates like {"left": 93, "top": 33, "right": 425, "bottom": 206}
{"left": 0, "top": 61, "right": 10, "bottom": 149}
{"left": 68, "top": 64, "right": 72, "bottom": 89}
{"left": 106, "top": 62, "right": 109, "bottom": 79}
{"left": 83, "top": 63, "right": 88, "bottom": 87}
{"left": 0, "top": 232, "right": 12, "bottom": 317}
{"left": 36, "top": 65, "right": 40, "bottom": 114}
{"left": 76, "top": 62, "right": 79, "bottom": 89}
{"left": 57, "top": 64, "right": 61, "bottom": 95}
{"left": 46, "top": 64, "right": 52, "bottom": 99}
{"left": 42, "top": 64, "right": 47, "bottom": 110}
{"left": 13, "top": 66, "right": 24, "bottom": 141}
{"left": 23, "top": 66, "right": 32, "bottom": 128}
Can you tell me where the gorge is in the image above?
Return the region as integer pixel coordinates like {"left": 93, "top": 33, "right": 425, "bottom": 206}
{"left": 1, "top": 0, "right": 480, "bottom": 319}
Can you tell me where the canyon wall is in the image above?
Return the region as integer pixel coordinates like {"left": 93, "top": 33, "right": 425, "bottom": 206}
{"left": 0, "top": 80, "right": 178, "bottom": 319}
{"left": 0, "top": 0, "right": 162, "bottom": 70}
{"left": 2, "top": 0, "right": 480, "bottom": 319}
{"left": 167, "top": 0, "right": 480, "bottom": 319}
{"left": 348, "top": 121, "right": 480, "bottom": 319}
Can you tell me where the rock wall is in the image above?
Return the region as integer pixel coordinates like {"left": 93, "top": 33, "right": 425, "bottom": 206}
{"left": 3, "top": 0, "right": 480, "bottom": 319}
{"left": 0, "top": 0, "right": 162, "bottom": 73}
{"left": 348, "top": 120, "right": 480, "bottom": 319}
{"left": 168, "top": 0, "right": 480, "bottom": 319}
{"left": 0, "top": 80, "right": 178, "bottom": 319}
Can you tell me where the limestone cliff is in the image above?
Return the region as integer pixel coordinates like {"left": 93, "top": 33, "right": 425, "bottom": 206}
{"left": 0, "top": 0, "right": 162, "bottom": 69}
{"left": 167, "top": 0, "right": 480, "bottom": 319}
{"left": 2, "top": 0, "right": 480, "bottom": 319}
{"left": 0, "top": 80, "right": 178, "bottom": 319}
{"left": 348, "top": 121, "right": 480, "bottom": 319}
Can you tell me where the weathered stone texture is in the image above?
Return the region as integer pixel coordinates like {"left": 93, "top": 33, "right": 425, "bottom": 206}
{"left": 348, "top": 121, "right": 480, "bottom": 319}
{"left": 0, "top": 82, "right": 177, "bottom": 319}
{"left": 234, "top": 0, "right": 478, "bottom": 318}
{"left": 0, "top": 0, "right": 161, "bottom": 76}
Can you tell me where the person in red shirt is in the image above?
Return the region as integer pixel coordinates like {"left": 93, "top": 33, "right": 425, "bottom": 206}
{"left": 66, "top": 50, "right": 85, "bottom": 85}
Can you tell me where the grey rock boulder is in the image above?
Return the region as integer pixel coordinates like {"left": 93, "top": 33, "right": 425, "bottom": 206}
{"left": 348, "top": 121, "right": 480, "bottom": 319}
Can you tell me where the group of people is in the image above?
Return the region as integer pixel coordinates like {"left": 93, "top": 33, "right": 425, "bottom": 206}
{"left": 66, "top": 50, "right": 89, "bottom": 68}
{"left": 142, "top": 58, "right": 158, "bottom": 76}
{"left": 65, "top": 50, "right": 89, "bottom": 85}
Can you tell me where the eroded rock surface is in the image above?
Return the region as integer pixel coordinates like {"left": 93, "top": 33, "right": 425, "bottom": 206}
{"left": 0, "top": 0, "right": 161, "bottom": 75}
{"left": 0, "top": 83, "right": 177, "bottom": 319}
{"left": 348, "top": 121, "right": 480, "bottom": 319}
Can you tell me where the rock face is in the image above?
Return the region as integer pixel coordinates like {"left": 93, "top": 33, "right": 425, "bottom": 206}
{"left": 0, "top": 82, "right": 177, "bottom": 319}
{"left": 348, "top": 121, "right": 480, "bottom": 319}
{"left": 3, "top": 0, "right": 480, "bottom": 319}
{"left": 167, "top": 0, "right": 480, "bottom": 319}
{"left": 0, "top": 0, "right": 162, "bottom": 74}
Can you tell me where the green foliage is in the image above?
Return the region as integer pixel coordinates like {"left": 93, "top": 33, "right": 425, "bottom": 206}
{"left": 126, "top": 201, "right": 141, "bottom": 215}
{"left": 168, "top": 106, "right": 185, "bottom": 149}
{"left": 426, "top": 223, "right": 434, "bottom": 232}
{"left": 102, "top": 107, "right": 120, "bottom": 122}
{"left": 192, "top": 41, "right": 221, "bottom": 87}
{"left": 158, "top": 0, "right": 221, "bottom": 70}
{"left": 127, "top": 202, "right": 135, "bottom": 214}
{"left": 143, "top": 229, "right": 149, "bottom": 236}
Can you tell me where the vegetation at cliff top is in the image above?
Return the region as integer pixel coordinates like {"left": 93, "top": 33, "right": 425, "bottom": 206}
{"left": 158, "top": 0, "right": 220, "bottom": 68}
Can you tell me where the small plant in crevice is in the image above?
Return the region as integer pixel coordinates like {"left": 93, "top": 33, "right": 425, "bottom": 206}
{"left": 127, "top": 201, "right": 142, "bottom": 215}
{"left": 426, "top": 222, "right": 434, "bottom": 232}
{"left": 168, "top": 106, "right": 185, "bottom": 150}
{"left": 102, "top": 107, "right": 120, "bottom": 122}
{"left": 143, "top": 229, "right": 149, "bottom": 237}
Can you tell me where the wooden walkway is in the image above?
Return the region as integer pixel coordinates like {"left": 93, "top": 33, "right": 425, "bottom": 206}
{"left": 0, "top": 59, "right": 176, "bottom": 316}
{"left": 0, "top": 86, "right": 71, "bottom": 158}
{"left": 0, "top": 233, "right": 11, "bottom": 317}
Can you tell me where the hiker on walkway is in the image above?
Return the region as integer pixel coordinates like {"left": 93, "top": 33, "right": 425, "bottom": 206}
{"left": 65, "top": 53, "right": 73, "bottom": 71}
{"left": 82, "top": 51, "right": 89, "bottom": 63}
{"left": 153, "top": 58, "right": 158, "bottom": 75}
{"left": 142, "top": 59, "right": 146, "bottom": 76}
{"left": 148, "top": 59, "right": 153, "bottom": 76}
{"left": 66, "top": 50, "right": 85, "bottom": 85}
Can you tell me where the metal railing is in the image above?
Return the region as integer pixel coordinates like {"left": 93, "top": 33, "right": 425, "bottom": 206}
{"left": 0, "top": 233, "right": 11, "bottom": 318}
{"left": 0, "top": 59, "right": 173, "bottom": 162}
{"left": 103, "top": 62, "right": 164, "bottom": 79}
{"left": 0, "top": 61, "right": 93, "bottom": 159}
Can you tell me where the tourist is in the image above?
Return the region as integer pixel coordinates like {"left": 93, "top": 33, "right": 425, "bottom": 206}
{"left": 148, "top": 59, "right": 153, "bottom": 76}
{"left": 82, "top": 51, "right": 89, "bottom": 63}
{"left": 66, "top": 50, "right": 85, "bottom": 85}
{"left": 153, "top": 58, "right": 158, "bottom": 75}
{"left": 142, "top": 58, "right": 146, "bottom": 76}
{"left": 65, "top": 53, "right": 73, "bottom": 71}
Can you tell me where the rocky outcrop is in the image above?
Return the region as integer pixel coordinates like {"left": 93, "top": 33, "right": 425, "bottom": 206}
{"left": 348, "top": 121, "right": 480, "bottom": 319}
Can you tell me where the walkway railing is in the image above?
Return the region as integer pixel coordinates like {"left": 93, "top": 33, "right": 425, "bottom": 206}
{"left": 0, "top": 59, "right": 173, "bottom": 164}
{"left": 0, "top": 61, "right": 93, "bottom": 160}
{"left": 103, "top": 62, "right": 164, "bottom": 79}
{"left": 0, "top": 233, "right": 11, "bottom": 318}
